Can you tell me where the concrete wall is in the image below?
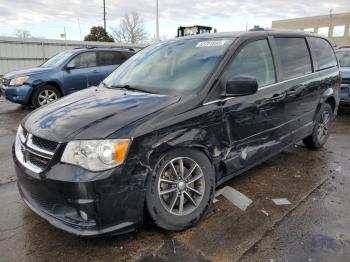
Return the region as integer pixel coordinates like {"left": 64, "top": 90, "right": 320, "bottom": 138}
{"left": 0, "top": 37, "right": 144, "bottom": 76}
{"left": 272, "top": 12, "right": 350, "bottom": 47}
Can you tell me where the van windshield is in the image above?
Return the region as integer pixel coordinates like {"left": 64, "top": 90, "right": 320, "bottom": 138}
{"left": 103, "top": 38, "right": 235, "bottom": 95}
{"left": 41, "top": 51, "right": 75, "bottom": 68}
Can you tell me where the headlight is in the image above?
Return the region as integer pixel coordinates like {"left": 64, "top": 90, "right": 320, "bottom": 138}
{"left": 9, "top": 76, "right": 29, "bottom": 86}
{"left": 61, "top": 139, "right": 131, "bottom": 171}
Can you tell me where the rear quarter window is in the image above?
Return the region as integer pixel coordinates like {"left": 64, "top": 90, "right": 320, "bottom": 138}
{"left": 309, "top": 37, "right": 338, "bottom": 70}
{"left": 274, "top": 37, "right": 312, "bottom": 80}
{"left": 97, "top": 51, "right": 128, "bottom": 66}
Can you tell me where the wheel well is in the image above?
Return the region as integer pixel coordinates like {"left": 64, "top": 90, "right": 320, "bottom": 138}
{"left": 148, "top": 145, "right": 213, "bottom": 169}
{"left": 29, "top": 82, "right": 63, "bottom": 105}
{"left": 325, "top": 97, "right": 336, "bottom": 113}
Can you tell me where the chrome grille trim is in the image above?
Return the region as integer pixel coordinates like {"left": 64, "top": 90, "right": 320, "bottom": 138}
{"left": 15, "top": 129, "right": 58, "bottom": 173}
{"left": 27, "top": 134, "right": 55, "bottom": 157}
{"left": 15, "top": 136, "right": 44, "bottom": 173}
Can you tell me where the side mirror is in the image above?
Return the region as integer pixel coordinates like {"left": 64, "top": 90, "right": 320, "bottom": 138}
{"left": 225, "top": 75, "right": 258, "bottom": 97}
{"left": 66, "top": 62, "right": 76, "bottom": 71}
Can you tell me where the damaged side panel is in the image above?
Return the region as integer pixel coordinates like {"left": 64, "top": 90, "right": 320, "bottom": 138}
{"left": 125, "top": 105, "right": 229, "bottom": 183}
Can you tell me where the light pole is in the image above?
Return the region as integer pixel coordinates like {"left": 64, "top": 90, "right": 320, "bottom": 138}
{"left": 103, "top": 0, "right": 106, "bottom": 30}
{"left": 156, "top": 0, "right": 159, "bottom": 41}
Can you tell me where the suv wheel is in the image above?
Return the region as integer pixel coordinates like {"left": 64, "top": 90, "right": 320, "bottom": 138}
{"left": 303, "top": 103, "right": 333, "bottom": 149}
{"left": 146, "top": 148, "right": 215, "bottom": 231}
{"left": 32, "top": 85, "right": 61, "bottom": 108}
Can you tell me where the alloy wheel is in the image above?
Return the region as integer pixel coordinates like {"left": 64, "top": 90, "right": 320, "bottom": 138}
{"left": 38, "top": 90, "right": 58, "bottom": 105}
{"left": 317, "top": 111, "right": 331, "bottom": 142}
{"left": 158, "top": 157, "right": 205, "bottom": 216}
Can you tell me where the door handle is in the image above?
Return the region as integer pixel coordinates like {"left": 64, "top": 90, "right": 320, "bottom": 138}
{"left": 286, "top": 89, "right": 297, "bottom": 96}
{"left": 270, "top": 93, "right": 285, "bottom": 102}
{"left": 93, "top": 70, "right": 98, "bottom": 73}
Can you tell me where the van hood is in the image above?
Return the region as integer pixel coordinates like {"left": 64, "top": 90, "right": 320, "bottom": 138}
{"left": 4, "top": 67, "right": 53, "bottom": 79}
{"left": 23, "top": 87, "right": 180, "bottom": 142}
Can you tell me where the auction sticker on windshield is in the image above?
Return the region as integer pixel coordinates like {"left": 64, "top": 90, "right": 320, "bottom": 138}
{"left": 196, "top": 40, "right": 226, "bottom": 47}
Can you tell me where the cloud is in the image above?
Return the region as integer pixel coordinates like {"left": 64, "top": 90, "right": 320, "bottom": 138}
{"left": 0, "top": 0, "right": 349, "bottom": 37}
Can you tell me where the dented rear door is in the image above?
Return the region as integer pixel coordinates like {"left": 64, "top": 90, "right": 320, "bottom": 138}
{"left": 218, "top": 37, "right": 288, "bottom": 175}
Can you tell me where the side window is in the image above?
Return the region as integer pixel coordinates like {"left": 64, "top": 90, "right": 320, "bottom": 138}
{"left": 69, "top": 52, "right": 96, "bottom": 69}
{"left": 224, "top": 39, "right": 276, "bottom": 87}
{"left": 123, "top": 52, "right": 134, "bottom": 59}
{"left": 97, "top": 51, "right": 126, "bottom": 66}
{"left": 274, "top": 38, "right": 312, "bottom": 80}
{"left": 310, "top": 37, "right": 338, "bottom": 70}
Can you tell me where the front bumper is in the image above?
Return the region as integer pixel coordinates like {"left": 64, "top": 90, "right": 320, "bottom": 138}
{"left": 13, "top": 145, "right": 148, "bottom": 236}
{"left": 0, "top": 84, "right": 32, "bottom": 104}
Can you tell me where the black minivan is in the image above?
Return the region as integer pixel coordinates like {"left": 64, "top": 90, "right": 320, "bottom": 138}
{"left": 13, "top": 30, "right": 340, "bottom": 236}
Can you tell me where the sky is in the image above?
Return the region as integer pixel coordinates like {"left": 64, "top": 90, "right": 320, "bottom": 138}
{"left": 0, "top": 0, "right": 349, "bottom": 41}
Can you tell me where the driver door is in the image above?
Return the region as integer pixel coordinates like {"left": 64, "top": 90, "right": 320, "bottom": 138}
{"left": 220, "top": 38, "right": 289, "bottom": 175}
{"left": 63, "top": 51, "right": 99, "bottom": 93}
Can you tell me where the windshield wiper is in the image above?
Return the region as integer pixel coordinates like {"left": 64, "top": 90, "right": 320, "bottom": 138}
{"left": 109, "top": 84, "right": 159, "bottom": 94}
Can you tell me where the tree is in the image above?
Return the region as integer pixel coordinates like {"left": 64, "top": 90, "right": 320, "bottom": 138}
{"left": 111, "top": 12, "right": 148, "bottom": 44}
{"left": 84, "top": 26, "right": 114, "bottom": 42}
{"left": 13, "top": 29, "right": 32, "bottom": 38}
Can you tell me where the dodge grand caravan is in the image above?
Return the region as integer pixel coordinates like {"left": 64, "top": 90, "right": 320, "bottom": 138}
{"left": 13, "top": 30, "right": 340, "bottom": 236}
{"left": 1, "top": 47, "right": 135, "bottom": 107}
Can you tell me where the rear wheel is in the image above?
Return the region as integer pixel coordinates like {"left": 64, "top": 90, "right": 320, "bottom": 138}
{"left": 303, "top": 103, "right": 333, "bottom": 149}
{"left": 146, "top": 148, "right": 215, "bottom": 231}
{"left": 31, "top": 85, "right": 61, "bottom": 108}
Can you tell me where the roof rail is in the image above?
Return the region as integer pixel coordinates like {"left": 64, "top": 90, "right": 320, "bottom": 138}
{"left": 249, "top": 26, "right": 266, "bottom": 31}
{"left": 74, "top": 46, "right": 137, "bottom": 51}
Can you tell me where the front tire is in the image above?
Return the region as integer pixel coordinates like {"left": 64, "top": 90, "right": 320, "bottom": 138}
{"left": 146, "top": 148, "right": 215, "bottom": 231}
{"left": 303, "top": 103, "right": 334, "bottom": 149}
{"left": 31, "top": 85, "right": 61, "bottom": 108}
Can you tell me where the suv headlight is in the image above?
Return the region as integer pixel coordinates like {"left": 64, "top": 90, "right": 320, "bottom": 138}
{"left": 9, "top": 76, "right": 29, "bottom": 86}
{"left": 61, "top": 139, "right": 131, "bottom": 171}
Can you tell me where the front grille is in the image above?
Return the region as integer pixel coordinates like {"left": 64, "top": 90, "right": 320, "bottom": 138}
{"left": 342, "top": 78, "right": 350, "bottom": 85}
{"left": 15, "top": 131, "right": 59, "bottom": 173}
{"left": 32, "top": 135, "right": 59, "bottom": 152}
{"left": 28, "top": 152, "right": 50, "bottom": 168}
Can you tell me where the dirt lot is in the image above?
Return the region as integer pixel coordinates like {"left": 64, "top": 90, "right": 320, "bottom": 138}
{"left": 0, "top": 97, "right": 349, "bottom": 262}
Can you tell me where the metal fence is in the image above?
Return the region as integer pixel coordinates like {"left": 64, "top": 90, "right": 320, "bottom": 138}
{"left": 0, "top": 37, "right": 144, "bottom": 76}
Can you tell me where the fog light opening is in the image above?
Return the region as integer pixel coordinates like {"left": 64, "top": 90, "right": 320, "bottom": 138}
{"left": 79, "top": 210, "right": 88, "bottom": 221}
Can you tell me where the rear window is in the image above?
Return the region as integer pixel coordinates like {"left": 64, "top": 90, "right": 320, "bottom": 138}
{"left": 97, "top": 51, "right": 127, "bottom": 66}
{"left": 310, "top": 37, "right": 338, "bottom": 70}
{"left": 275, "top": 37, "right": 312, "bottom": 80}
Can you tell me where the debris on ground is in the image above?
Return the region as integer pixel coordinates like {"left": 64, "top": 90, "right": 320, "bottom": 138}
{"left": 335, "top": 166, "right": 342, "bottom": 172}
{"left": 171, "top": 239, "right": 176, "bottom": 254}
{"left": 272, "top": 198, "right": 291, "bottom": 205}
{"left": 214, "top": 186, "right": 252, "bottom": 211}
{"left": 260, "top": 209, "right": 269, "bottom": 216}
